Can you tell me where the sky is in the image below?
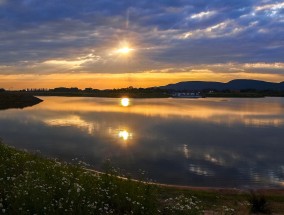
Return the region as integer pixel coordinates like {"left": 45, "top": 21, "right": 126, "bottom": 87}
{"left": 0, "top": 0, "right": 284, "bottom": 89}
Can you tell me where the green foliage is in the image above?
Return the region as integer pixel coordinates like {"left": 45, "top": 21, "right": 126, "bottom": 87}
{"left": 0, "top": 143, "right": 158, "bottom": 214}
{"left": 2, "top": 142, "right": 283, "bottom": 214}
{"left": 0, "top": 143, "right": 206, "bottom": 215}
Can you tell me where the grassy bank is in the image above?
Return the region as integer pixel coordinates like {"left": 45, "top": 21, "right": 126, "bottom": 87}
{"left": 0, "top": 92, "right": 42, "bottom": 110}
{"left": 1, "top": 143, "right": 284, "bottom": 214}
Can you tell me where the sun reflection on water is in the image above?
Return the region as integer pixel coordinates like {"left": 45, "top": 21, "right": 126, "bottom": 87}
{"left": 118, "top": 130, "right": 132, "bottom": 141}
{"left": 120, "top": 98, "right": 130, "bottom": 107}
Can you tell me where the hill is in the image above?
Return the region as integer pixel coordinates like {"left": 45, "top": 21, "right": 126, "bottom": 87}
{"left": 160, "top": 79, "right": 284, "bottom": 91}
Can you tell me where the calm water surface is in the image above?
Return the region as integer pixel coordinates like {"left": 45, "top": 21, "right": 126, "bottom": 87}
{"left": 0, "top": 97, "right": 284, "bottom": 188}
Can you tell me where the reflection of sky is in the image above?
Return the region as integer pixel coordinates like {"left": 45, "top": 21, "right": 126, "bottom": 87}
{"left": 34, "top": 97, "right": 284, "bottom": 127}
{"left": 44, "top": 115, "right": 99, "bottom": 135}
{"left": 0, "top": 97, "right": 284, "bottom": 188}
{"left": 44, "top": 115, "right": 134, "bottom": 147}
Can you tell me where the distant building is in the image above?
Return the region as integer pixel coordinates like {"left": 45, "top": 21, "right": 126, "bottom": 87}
{"left": 172, "top": 92, "right": 201, "bottom": 98}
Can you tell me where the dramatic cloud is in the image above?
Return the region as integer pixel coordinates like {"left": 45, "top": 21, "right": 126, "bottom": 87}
{"left": 0, "top": 0, "right": 283, "bottom": 88}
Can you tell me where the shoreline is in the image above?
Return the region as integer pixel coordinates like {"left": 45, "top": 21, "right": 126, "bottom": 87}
{"left": 1, "top": 142, "right": 284, "bottom": 214}
{"left": 13, "top": 91, "right": 284, "bottom": 98}
{"left": 29, "top": 93, "right": 284, "bottom": 99}
{"left": 2, "top": 142, "right": 283, "bottom": 193}
{"left": 84, "top": 167, "right": 284, "bottom": 195}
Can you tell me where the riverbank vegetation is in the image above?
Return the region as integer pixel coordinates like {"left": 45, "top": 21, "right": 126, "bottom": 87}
{"left": 1, "top": 142, "right": 284, "bottom": 214}
{"left": 15, "top": 86, "right": 284, "bottom": 98}
{"left": 23, "top": 87, "right": 170, "bottom": 98}
{"left": 0, "top": 92, "right": 42, "bottom": 110}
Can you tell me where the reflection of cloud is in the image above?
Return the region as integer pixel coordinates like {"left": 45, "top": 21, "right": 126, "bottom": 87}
{"left": 243, "top": 118, "right": 284, "bottom": 127}
{"left": 204, "top": 154, "right": 225, "bottom": 166}
{"left": 43, "top": 112, "right": 135, "bottom": 146}
{"left": 249, "top": 167, "right": 284, "bottom": 187}
{"left": 269, "top": 174, "right": 284, "bottom": 187}
{"left": 178, "top": 144, "right": 190, "bottom": 159}
{"left": 189, "top": 164, "right": 214, "bottom": 176}
{"left": 183, "top": 144, "right": 190, "bottom": 159}
{"left": 44, "top": 115, "right": 98, "bottom": 135}
{"left": 44, "top": 115, "right": 135, "bottom": 144}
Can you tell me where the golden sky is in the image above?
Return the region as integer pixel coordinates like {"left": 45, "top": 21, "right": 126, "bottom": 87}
{"left": 0, "top": 1, "right": 284, "bottom": 89}
{"left": 1, "top": 70, "right": 283, "bottom": 90}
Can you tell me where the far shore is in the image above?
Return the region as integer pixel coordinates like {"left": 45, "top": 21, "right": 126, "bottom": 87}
{"left": 2, "top": 90, "right": 284, "bottom": 100}
{"left": 19, "top": 91, "right": 284, "bottom": 98}
{"left": 0, "top": 92, "right": 42, "bottom": 110}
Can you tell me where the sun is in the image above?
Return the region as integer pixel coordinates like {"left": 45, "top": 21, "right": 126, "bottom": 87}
{"left": 114, "top": 41, "right": 134, "bottom": 55}
{"left": 117, "top": 47, "right": 133, "bottom": 54}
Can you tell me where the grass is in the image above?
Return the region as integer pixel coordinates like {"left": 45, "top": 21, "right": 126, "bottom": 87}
{"left": 1, "top": 142, "right": 284, "bottom": 214}
{"left": 248, "top": 191, "right": 271, "bottom": 214}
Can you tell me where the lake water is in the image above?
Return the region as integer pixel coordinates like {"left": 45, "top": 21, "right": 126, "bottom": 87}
{"left": 0, "top": 96, "right": 284, "bottom": 188}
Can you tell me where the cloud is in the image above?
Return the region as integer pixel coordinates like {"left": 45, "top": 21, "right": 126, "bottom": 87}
{"left": 180, "top": 20, "right": 245, "bottom": 39}
{"left": 244, "top": 62, "right": 284, "bottom": 69}
{"left": 0, "top": 0, "right": 283, "bottom": 87}
{"left": 255, "top": 2, "right": 284, "bottom": 11}
{"left": 190, "top": 10, "right": 217, "bottom": 20}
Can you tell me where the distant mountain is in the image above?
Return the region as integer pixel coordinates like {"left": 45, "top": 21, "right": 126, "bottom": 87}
{"left": 161, "top": 81, "right": 225, "bottom": 91}
{"left": 160, "top": 79, "right": 284, "bottom": 91}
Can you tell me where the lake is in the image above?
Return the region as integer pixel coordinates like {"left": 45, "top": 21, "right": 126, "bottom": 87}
{"left": 0, "top": 96, "right": 284, "bottom": 188}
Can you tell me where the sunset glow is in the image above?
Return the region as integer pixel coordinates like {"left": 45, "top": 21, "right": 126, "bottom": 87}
{"left": 1, "top": 0, "right": 284, "bottom": 208}
{"left": 0, "top": 1, "right": 283, "bottom": 89}
{"left": 0, "top": 71, "right": 282, "bottom": 90}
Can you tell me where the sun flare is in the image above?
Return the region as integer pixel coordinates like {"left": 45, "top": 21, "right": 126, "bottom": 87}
{"left": 114, "top": 41, "right": 134, "bottom": 55}
{"left": 116, "top": 47, "right": 133, "bottom": 54}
